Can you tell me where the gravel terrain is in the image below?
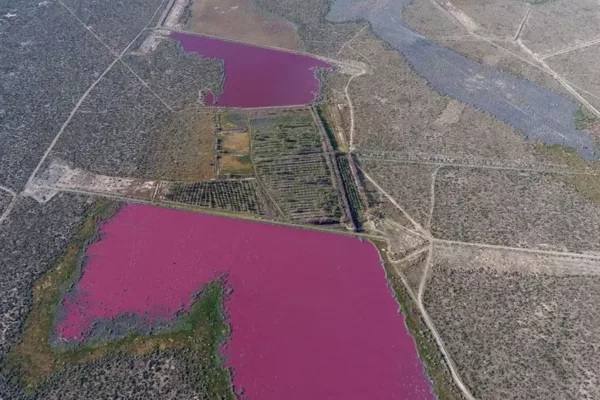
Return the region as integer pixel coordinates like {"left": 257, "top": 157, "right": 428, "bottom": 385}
{"left": 359, "top": 159, "right": 436, "bottom": 228}
{"left": 402, "top": 0, "right": 600, "bottom": 142}
{"left": 450, "top": 0, "right": 527, "bottom": 39}
{"left": 424, "top": 243, "right": 600, "bottom": 400}
{"left": 402, "top": 0, "right": 568, "bottom": 96}
{"left": 37, "top": 351, "right": 201, "bottom": 400}
{"left": 402, "top": 0, "right": 468, "bottom": 39}
{"left": 547, "top": 47, "right": 600, "bottom": 115}
{"left": 397, "top": 250, "right": 428, "bottom": 297}
{"left": 435, "top": 39, "right": 568, "bottom": 95}
{"left": 431, "top": 167, "right": 600, "bottom": 253}
{"left": 522, "top": 0, "right": 600, "bottom": 55}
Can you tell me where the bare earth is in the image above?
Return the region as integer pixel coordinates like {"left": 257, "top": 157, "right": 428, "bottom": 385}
{"left": 186, "top": 0, "right": 301, "bottom": 49}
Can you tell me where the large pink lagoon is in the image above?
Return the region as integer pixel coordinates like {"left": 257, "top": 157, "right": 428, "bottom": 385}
{"left": 171, "top": 32, "right": 332, "bottom": 108}
{"left": 57, "top": 204, "right": 433, "bottom": 399}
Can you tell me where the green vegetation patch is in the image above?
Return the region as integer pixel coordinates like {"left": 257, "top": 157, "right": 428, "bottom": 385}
{"left": 536, "top": 144, "right": 600, "bottom": 205}
{"left": 219, "top": 110, "right": 248, "bottom": 131}
{"left": 250, "top": 109, "right": 323, "bottom": 160}
{"left": 4, "top": 200, "right": 235, "bottom": 399}
{"left": 575, "top": 105, "right": 598, "bottom": 131}
{"left": 146, "top": 107, "right": 217, "bottom": 182}
{"left": 316, "top": 105, "right": 339, "bottom": 151}
{"left": 373, "top": 240, "right": 464, "bottom": 400}
{"left": 337, "top": 155, "right": 364, "bottom": 229}
{"left": 219, "top": 154, "right": 255, "bottom": 177}
{"left": 249, "top": 109, "right": 343, "bottom": 223}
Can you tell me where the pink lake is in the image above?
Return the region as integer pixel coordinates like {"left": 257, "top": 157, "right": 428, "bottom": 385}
{"left": 57, "top": 204, "right": 434, "bottom": 399}
{"left": 170, "top": 32, "right": 332, "bottom": 108}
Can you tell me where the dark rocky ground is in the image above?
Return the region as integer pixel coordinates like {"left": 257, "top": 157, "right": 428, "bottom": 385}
{"left": 0, "top": 191, "right": 11, "bottom": 216}
{"left": 123, "top": 34, "right": 223, "bottom": 111}
{"left": 0, "top": 0, "right": 113, "bottom": 191}
{"left": 36, "top": 351, "right": 200, "bottom": 400}
{"left": 59, "top": 0, "right": 166, "bottom": 52}
{"left": 48, "top": 62, "right": 169, "bottom": 178}
{"left": 0, "top": 193, "right": 91, "bottom": 398}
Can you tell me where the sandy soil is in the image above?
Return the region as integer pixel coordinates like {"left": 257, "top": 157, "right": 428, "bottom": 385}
{"left": 221, "top": 133, "right": 250, "bottom": 154}
{"left": 186, "top": 0, "right": 300, "bottom": 50}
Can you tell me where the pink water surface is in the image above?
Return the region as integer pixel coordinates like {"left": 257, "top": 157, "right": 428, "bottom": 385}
{"left": 170, "top": 32, "right": 332, "bottom": 108}
{"left": 57, "top": 204, "right": 434, "bottom": 399}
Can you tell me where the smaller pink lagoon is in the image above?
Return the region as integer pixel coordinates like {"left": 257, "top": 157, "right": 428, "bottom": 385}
{"left": 57, "top": 204, "right": 434, "bottom": 400}
{"left": 171, "top": 32, "right": 332, "bottom": 108}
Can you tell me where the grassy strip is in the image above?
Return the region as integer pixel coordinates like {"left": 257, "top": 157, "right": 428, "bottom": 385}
{"left": 536, "top": 145, "right": 600, "bottom": 205}
{"left": 316, "top": 105, "right": 339, "bottom": 151}
{"left": 219, "top": 154, "right": 255, "bottom": 176}
{"left": 336, "top": 155, "right": 364, "bottom": 229}
{"left": 575, "top": 105, "right": 598, "bottom": 131}
{"left": 373, "top": 240, "right": 465, "bottom": 400}
{"left": 219, "top": 110, "right": 247, "bottom": 131}
{"left": 4, "top": 200, "right": 234, "bottom": 399}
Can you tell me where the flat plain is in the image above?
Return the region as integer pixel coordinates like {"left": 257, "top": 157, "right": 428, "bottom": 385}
{"left": 431, "top": 167, "right": 600, "bottom": 253}
{"left": 0, "top": 191, "right": 11, "bottom": 216}
{"left": 423, "top": 243, "right": 600, "bottom": 400}
{"left": 183, "top": 0, "right": 301, "bottom": 49}
{"left": 3, "top": 0, "right": 600, "bottom": 398}
{"left": 0, "top": 1, "right": 113, "bottom": 190}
